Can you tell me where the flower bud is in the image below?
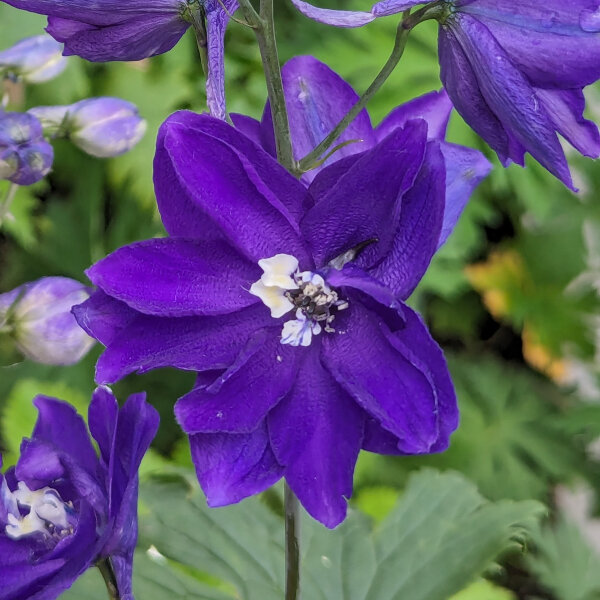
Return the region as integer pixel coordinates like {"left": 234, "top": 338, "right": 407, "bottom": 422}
{"left": 30, "top": 97, "right": 146, "bottom": 158}
{"left": 0, "top": 277, "right": 95, "bottom": 365}
{"left": 0, "top": 112, "right": 53, "bottom": 185}
{"left": 0, "top": 35, "right": 66, "bottom": 83}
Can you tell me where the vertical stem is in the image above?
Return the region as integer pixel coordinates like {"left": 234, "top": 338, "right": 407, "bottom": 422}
{"left": 0, "top": 183, "right": 18, "bottom": 226}
{"left": 98, "top": 558, "right": 120, "bottom": 600}
{"left": 284, "top": 483, "right": 301, "bottom": 600}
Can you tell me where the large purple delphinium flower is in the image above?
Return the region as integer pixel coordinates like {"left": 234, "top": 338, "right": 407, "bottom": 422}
{"left": 0, "top": 388, "right": 159, "bottom": 599}
{"left": 291, "top": 0, "right": 600, "bottom": 189}
{"left": 74, "top": 104, "right": 487, "bottom": 527}
{"left": 2, "top": 0, "right": 238, "bottom": 119}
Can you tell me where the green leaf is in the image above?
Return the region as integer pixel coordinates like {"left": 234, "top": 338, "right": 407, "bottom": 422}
{"left": 450, "top": 580, "right": 516, "bottom": 600}
{"left": 135, "top": 469, "right": 542, "bottom": 600}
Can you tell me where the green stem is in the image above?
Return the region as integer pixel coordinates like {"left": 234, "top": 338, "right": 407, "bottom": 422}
{"left": 298, "top": 10, "right": 423, "bottom": 173}
{"left": 240, "top": 0, "right": 295, "bottom": 172}
{"left": 98, "top": 558, "right": 120, "bottom": 600}
{"left": 284, "top": 483, "right": 301, "bottom": 600}
{"left": 0, "top": 183, "right": 18, "bottom": 226}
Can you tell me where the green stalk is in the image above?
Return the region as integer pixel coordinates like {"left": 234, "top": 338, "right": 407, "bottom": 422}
{"left": 98, "top": 558, "right": 120, "bottom": 600}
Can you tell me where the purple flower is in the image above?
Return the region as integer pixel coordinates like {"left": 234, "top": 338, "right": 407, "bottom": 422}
{"left": 291, "top": 0, "right": 600, "bottom": 189}
{"left": 73, "top": 100, "right": 488, "bottom": 527}
{"left": 0, "top": 112, "right": 53, "bottom": 185}
{"left": 0, "top": 35, "right": 67, "bottom": 83}
{"left": 0, "top": 277, "right": 94, "bottom": 365}
{"left": 0, "top": 388, "right": 159, "bottom": 600}
{"left": 3, "top": 0, "right": 239, "bottom": 119}
{"left": 30, "top": 98, "right": 147, "bottom": 158}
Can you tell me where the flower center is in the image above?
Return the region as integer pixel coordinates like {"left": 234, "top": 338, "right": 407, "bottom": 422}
{"left": 4, "top": 481, "right": 74, "bottom": 541}
{"left": 250, "top": 254, "right": 348, "bottom": 347}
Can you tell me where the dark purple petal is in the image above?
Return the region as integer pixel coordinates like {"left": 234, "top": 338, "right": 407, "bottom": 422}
{"left": 88, "top": 386, "right": 118, "bottom": 466}
{"left": 268, "top": 350, "right": 364, "bottom": 528}
{"left": 95, "top": 303, "right": 272, "bottom": 384}
{"left": 362, "top": 416, "right": 405, "bottom": 455}
{"left": 365, "top": 141, "right": 446, "bottom": 299}
{"left": 266, "top": 55, "right": 376, "bottom": 182}
{"left": 301, "top": 120, "right": 427, "bottom": 268}
{"left": 230, "top": 113, "right": 262, "bottom": 145}
{"left": 290, "top": 0, "right": 375, "bottom": 27}
{"left": 72, "top": 290, "right": 138, "bottom": 347}
{"left": 87, "top": 238, "right": 259, "bottom": 317}
{"left": 175, "top": 330, "right": 300, "bottom": 434}
{"left": 0, "top": 559, "right": 66, "bottom": 600}
{"left": 375, "top": 89, "right": 453, "bottom": 142}
{"left": 438, "top": 142, "right": 492, "bottom": 248}
{"left": 322, "top": 302, "right": 439, "bottom": 453}
{"left": 189, "top": 423, "right": 284, "bottom": 507}
{"left": 307, "top": 153, "right": 363, "bottom": 200}
{"left": 155, "top": 112, "right": 311, "bottom": 264}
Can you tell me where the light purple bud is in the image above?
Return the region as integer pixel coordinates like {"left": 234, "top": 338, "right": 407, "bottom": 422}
{"left": 0, "top": 35, "right": 67, "bottom": 83}
{"left": 0, "top": 112, "right": 53, "bottom": 185}
{"left": 30, "top": 97, "right": 146, "bottom": 158}
{"left": 0, "top": 277, "right": 95, "bottom": 365}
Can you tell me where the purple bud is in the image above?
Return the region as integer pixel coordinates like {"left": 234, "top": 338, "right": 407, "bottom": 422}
{"left": 0, "top": 35, "right": 66, "bottom": 83}
{"left": 30, "top": 97, "right": 146, "bottom": 158}
{"left": 0, "top": 112, "right": 53, "bottom": 185}
{"left": 0, "top": 277, "right": 95, "bottom": 365}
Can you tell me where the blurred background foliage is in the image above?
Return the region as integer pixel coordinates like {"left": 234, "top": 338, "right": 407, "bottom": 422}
{"left": 2, "top": 1, "right": 600, "bottom": 598}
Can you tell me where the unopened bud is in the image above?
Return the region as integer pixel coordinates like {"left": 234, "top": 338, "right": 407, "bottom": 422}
{"left": 0, "top": 112, "right": 53, "bottom": 185}
{"left": 0, "top": 35, "right": 66, "bottom": 83}
{"left": 30, "top": 97, "right": 146, "bottom": 158}
{"left": 0, "top": 277, "right": 95, "bottom": 365}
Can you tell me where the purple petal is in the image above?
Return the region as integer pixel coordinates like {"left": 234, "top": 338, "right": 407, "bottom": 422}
{"left": 175, "top": 330, "right": 300, "bottom": 434}
{"left": 189, "top": 422, "right": 284, "bottom": 507}
{"left": 307, "top": 153, "right": 363, "bottom": 200}
{"left": 155, "top": 112, "right": 311, "bottom": 264}
{"left": 88, "top": 386, "right": 118, "bottom": 466}
{"left": 365, "top": 140, "right": 446, "bottom": 299}
{"left": 372, "top": 0, "right": 424, "bottom": 16}
{"left": 0, "top": 559, "right": 66, "bottom": 600}
{"left": 265, "top": 55, "right": 376, "bottom": 182}
{"left": 87, "top": 238, "right": 259, "bottom": 317}
{"left": 322, "top": 302, "right": 439, "bottom": 453}
{"left": 230, "top": 113, "right": 262, "bottom": 145}
{"left": 72, "top": 290, "right": 138, "bottom": 347}
{"left": 301, "top": 120, "right": 427, "bottom": 268}
{"left": 375, "top": 89, "right": 453, "bottom": 142}
{"left": 95, "top": 303, "right": 272, "bottom": 384}
{"left": 362, "top": 416, "right": 405, "bottom": 454}
{"left": 290, "top": 0, "right": 376, "bottom": 27}
{"left": 438, "top": 142, "right": 492, "bottom": 249}
{"left": 269, "top": 349, "right": 364, "bottom": 528}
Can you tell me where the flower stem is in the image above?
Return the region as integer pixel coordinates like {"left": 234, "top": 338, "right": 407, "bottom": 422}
{"left": 298, "top": 10, "right": 421, "bottom": 173}
{"left": 0, "top": 183, "right": 18, "bottom": 227}
{"left": 239, "top": 0, "right": 295, "bottom": 172}
{"left": 284, "top": 483, "right": 301, "bottom": 600}
{"left": 98, "top": 558, "right": 120, "bottom": 600}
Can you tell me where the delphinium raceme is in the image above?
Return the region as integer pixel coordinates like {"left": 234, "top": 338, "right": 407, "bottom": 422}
{"left": 0, "top": 388, "right": 159, "bottom": 600}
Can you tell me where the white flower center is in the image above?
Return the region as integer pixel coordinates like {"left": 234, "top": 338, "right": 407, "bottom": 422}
{"left": 250, "top": 254, "right": 348, "bottom": 347}
{"left": 4, "top": 481, "right": 72, "bottom": 540}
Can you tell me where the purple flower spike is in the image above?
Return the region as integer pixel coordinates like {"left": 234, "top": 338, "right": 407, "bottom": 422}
{"left": 0, "top": 111, "right": 53, "bottom": 185}
{"left": 0, "top": 388, "right": 159, "bottom": 600}
{"left": 73, "top": 100, "right": 489, "bottom": 527}
{"left": 31, "top": 98, "right": 146, "bottom": 158}
{"left": 291, "top": 1, "right": 600, "bottom": 189}
{"left": 0, "top": 35, "right": 66, "bottom": 83}
{"left": 0, "top": 277, "right": 95, "bottom": 365}
{"left": 4, "top": 0, "right": 239, "bottom": 120}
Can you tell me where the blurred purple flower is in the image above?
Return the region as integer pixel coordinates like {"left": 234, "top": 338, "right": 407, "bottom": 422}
{"left": 72, "top": 105, "right": 488, "bottom": 527}
{"left": 291, "top": 0, "right": 600, "bottom": 189}
{"left": 0, "top": 388, "right": 159, "bottom": 600}
{"left": 3, "top": 0, "right": 239, "bottom": 119}
{"left": 30, "top": 97, "right": 147, "bottom": 158}
{"left": 0, "top": 35, "right": 67, "bottom": 83}
{"left": 0, "top": 112, "right": 53, "bottom": 185}
{"left": 232, "top": 54, "right": 491, "bottom": 242}
{"left": 0, "top": 277, "right": 94, "bottom": 365}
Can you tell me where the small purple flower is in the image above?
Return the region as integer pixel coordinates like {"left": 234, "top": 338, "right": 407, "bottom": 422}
{"left": 0, "top": 388, "right": 159, "bottom": 600}
{"left": 73, "top": 105, "right": 488, "bottom": 527}
{"left": 3, "top": 0, "right": 239, "bottom": 119}
{"left": 0, "top": 277, "right": 94, "bottom": 365}
{"left": 0, "top": 112, "right": 53, "bottom": 185}
{"left": 30, "top": 98, "right": 147, "bottom": 158}
{"left": 0, "top": 35, "right": 67, "bottom": 83}
{"left": 291, "top": 0, "right": 600, "bottom": 189}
